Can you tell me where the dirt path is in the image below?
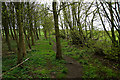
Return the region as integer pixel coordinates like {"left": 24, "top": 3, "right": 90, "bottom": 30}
{"left": 63, "top": 55, "right": 83, "bottom": 78}
{"left": 52, "top": 41, "right": 83, "bottom": 78}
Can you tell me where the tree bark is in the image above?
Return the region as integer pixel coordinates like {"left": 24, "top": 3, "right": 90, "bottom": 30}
{"left": 2, "top": 2, "right": 11, "bottom": 51}
{"left": 53, "top": 2, "right": 62, "bottom": 59}
{"left": 15, "top": 2, "right": 26, "bottom": 64}
{"left": 108, "top": 2, "right": 117, "bottom": 47}
{"left": 27, "top": 2, "right": 34, "bottom": 45}
{"left": 39, "top": 26, "right": 41, "bottom": 36}
{"left": 44, "top": 30, "right": 47, "bottom": 40}
{"left": 9, "top": 24, "right": 15, "bottom": 40}
{"left": 49, "top": 31, "right": 51, "bottom": 45}
{"left": 23, "top": 28, "right": 31, "bottom": 49}
{"left": 21, "top": 2, "right": 26, "bottom": 57}
{"left": 34, "top": 19, "right": 39, "bottom": 40}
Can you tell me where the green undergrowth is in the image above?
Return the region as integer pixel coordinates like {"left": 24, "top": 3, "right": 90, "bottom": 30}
{"left": 2, "top": 36, "right": 67, "bottom": 78}
{"left": 61, "top": 39, "right": 120, "bottom": 79}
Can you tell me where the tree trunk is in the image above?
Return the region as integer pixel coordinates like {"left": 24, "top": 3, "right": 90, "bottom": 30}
{"left": 49, "top": 31, "right": 51, "bottom": 45}
{"left": 21, "top": 2, "right": 26, "bottom": 57}
{"left": 2, "top": 2, "right": 11, "bottom": 51}
{"left": 3, "top": 22, "right": 11, "bottom": 51}
{"left": 27, "top": 2, "right": 34, "bottom": 45}
{"left": 90, "top": 12, "right": 95, "bottom": 39}
{"left": 12, "top": 9, "right": 19, "bottom": 51}
{"left": 15, "top": 2, "right": 26, "bottom": 63}
{"left": 39, "top": 27, "right": 41, "bottom": 36}
{"left": 53, "top": 2, "right": 62, "bottom": 59}
{"left": 9, "top": 24, "right": 15, "bottom": 40}
{"left": 34, "top": 15, "right": 39, "bottom": 40}
{"left": 109, "top": 2, "right": 117, "bottom": 47}
{"left": 44, "top": 30, "right": 47, "bottom": 40}
{"left": 35, "top": 21, "right": 39, "bottom": 40}
{"left": 23, "top": 28, "right": 31, "bottom": 49}
{"left": 2, "top": 28, "right": 5, "bottom": 38}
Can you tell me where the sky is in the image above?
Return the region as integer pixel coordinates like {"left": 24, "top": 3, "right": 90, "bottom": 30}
{"left": 0, "top": 0, "right": 117, "bottom": 30}
{"left": 35, "top": 0, "right": 111, "bottom": 30}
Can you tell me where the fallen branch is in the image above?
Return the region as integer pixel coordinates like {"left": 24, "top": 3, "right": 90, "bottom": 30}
{"left": 1, "top": 58, "right": 29, "bottom": 77}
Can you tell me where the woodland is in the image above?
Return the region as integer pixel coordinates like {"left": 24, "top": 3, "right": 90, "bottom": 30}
{"left": 1, "top": 0, "right": 120, "bottom": 79}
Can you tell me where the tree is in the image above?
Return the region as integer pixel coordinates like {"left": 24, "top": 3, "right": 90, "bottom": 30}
{"left": 15, "top": 2, "right": 26, "bottom": 64}
{"left": 52, "top": 1, "right": 62, "bottom": 59}
{"left": 27, "top": 2, "right": 35, "bottom": 46}
{"left": 97, "top": 0, "right": 120, "bottom": 47}
{"left": 2, "top": 2, "right": 11, "bottom": 51}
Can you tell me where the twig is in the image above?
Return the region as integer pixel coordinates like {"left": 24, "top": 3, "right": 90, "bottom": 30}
{"left": 0, "top": 58, "right": 29, "bottom": 77}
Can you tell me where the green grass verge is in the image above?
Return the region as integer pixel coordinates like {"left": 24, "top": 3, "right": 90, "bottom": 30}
{"left": 2, "top": 36, "right": 67, "bottom": 78}
{"left": 61, "top": 38, "right": 120, "bottom": 79}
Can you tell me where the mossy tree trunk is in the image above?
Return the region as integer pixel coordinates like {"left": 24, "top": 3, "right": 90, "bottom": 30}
{"left": 2, "top": 2, "right": 11, "bottom": 51}
{"left": 11, "top": 3, "right": 19, "bottom": 51}
{"left": 15, "top": 2, "right": 26, "bottom": 64}
{"left": 34, "top": 18, "right": 39, "bottom": 40}
{"left": 44, "top": 29, "right": 47, "bottom": 40}
{"left": 53, "top": 1, "right": 62, "bottom": 59}
{"left": 27, "top": 2, "right": 34, "bottom": 46}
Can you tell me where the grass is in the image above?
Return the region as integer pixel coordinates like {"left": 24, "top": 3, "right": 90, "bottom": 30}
{"left": 2, "top": 31, "right": 120, "bottom": 79}
{"left": 61, "top": 38, "right": 120, "bottom": 79}
{"left": 2, "top": 35, "right": 67, "bottom": 78}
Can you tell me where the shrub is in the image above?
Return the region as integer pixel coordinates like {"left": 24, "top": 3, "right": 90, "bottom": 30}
{"left": 94, "top": 47, "right": 105, "bottom": 56}
{"left": 51, "top": 32, "right": 56, "bottom": 35}
{"left": 104, "top": 47, "right": 119, "bottom": 62}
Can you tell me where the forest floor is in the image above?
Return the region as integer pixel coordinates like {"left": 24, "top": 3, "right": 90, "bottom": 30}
{"left": 2, "top": 35, "right": 120, "bottom": 79}
{"left": 53, "top": 41, "right": 82, "bottom": 78}
{"left": 63, "top": 55, "right": 82, "bottom": 78}
{"left": 2, "top": 36, "right": 67, "bottom": 78}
